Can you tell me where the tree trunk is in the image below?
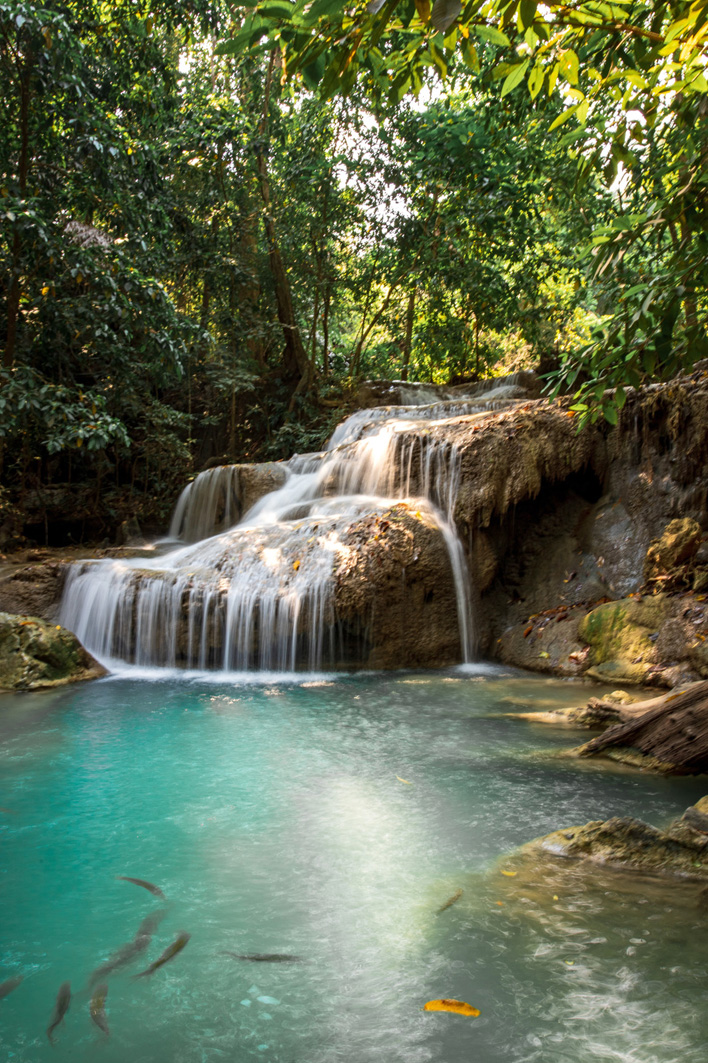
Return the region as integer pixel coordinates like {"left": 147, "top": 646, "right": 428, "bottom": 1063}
{"left": 401, "top": 287, "right": 415, "bottom": 381}
{"left": 255, "top": 51, "right": 312, "bottom": 399}
{"left": 4, "top": 60, "right": 32, "bottom": 369}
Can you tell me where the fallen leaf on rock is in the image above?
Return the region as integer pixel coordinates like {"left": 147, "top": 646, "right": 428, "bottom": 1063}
{"left": 423, "top": 999, "right": 480, "bottom": 1017}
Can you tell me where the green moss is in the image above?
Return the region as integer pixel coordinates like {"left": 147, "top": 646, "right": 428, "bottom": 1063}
{"left": 0, "top": 612, "right": 104, "bottom": 691}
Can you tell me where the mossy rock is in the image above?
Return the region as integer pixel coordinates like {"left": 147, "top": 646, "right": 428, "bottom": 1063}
{"left": 0, "top": 612, "right": 105, "bottom": 691}
{"left": 526, "top": 805, "right": 708, "bottom": 880}
{"left": 578, "top": 597, "right": 669, "bottom": 685}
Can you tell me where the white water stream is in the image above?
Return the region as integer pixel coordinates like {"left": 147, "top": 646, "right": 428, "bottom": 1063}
{"left": 61, "top": 384, "right": 525, "bottom": 672}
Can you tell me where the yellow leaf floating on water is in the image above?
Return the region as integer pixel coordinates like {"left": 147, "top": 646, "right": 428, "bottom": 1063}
{"left": 292, "top": 560, "right": 300, "bottom": 571}
{"left": 501, "top": 870, "right": 517, "bottom": 877}
{"left": 396, "top": 776, "right": 412, "bottom": 784}
{"left": 423, "top": 999, "right": 480, "bottom": 1018}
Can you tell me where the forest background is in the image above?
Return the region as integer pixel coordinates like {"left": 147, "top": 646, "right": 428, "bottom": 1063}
{"left": 1, "top": 0, "right": 706, "bottom": 544}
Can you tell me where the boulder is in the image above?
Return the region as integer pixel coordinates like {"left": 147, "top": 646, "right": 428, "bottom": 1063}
{"left": 646, "top": 516, "right": 701, "bottom": 582}
{"left": 524, "top": 801, "right": 708, "bottom": 880}
{"left": 578, "top": 596, "right": 670, "bottom": 685}
{"left": 497, "top": 606, "right": 589, "bottom": 677}
{"left": 644, "top": 518, "right": 702, "bottom": 588}
{"left": 333, "top": 504, "right": 463, "bottom": 669}
{"left": 0, "top": 612, "right": 105, "bottom": 691}
{"left": 0, "top": 562, "right": 67, "bottom": 622}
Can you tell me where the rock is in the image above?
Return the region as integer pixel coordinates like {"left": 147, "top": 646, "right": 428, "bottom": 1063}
{"left": 469, "top": 530, "right": 498, "bottom": 593}
{"left": 0, "top": 562, "right": 67, "bottom": 622}
{"left": 574, "top": 680, "right": 708, "bottom": 774}
{"left": 578, "top": 596, "right": 670, "bottom": 685}
{"left": 693, "top": 569, "right": 708, "bottom": 594}
{"left": 497, "top": 607, "right": 589, "bottom": 677}
{"left": 526, "top": 808, "right": 708, "bottom": 880}
{"left": 116, "top": 516, "right": 144, "bottom": 546}
{"left": 0, "top": 613, "right": 105, "bottom": 691}
{"left": 644, "top": 517, "right": 702, "bottom": 587}
{"left": 333, "top": 504, "right": 463, "bottom": 669}
{"left": 580, "top": 498, "right": 645, "bottom": 598}
{"left": 606, "top": 689, "right": 637, "bottom": 704}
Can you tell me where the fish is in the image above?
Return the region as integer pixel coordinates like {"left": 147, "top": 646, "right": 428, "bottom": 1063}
{"left": 88, "top": 908, "right": 167, "bottom": 985}
{"left": 116, "top": 876, "right": 166, "bottom": 899}
{"left": 133, "top": 931, "right": 190, "bottom": 978}
{"left": 0, "top": 975, "right": 23, "bottom": 1000}
{"left": 46, "top": 981, "right": 71, "bottom": 1043}
{"left": 437, "top": 888, "right": 463, "bottom": 914}
{"left": 221, "top": 952, "right": 304, "bottom": 963}
{"left": 90, "top": 983, "right": 109, "bottom": 1036}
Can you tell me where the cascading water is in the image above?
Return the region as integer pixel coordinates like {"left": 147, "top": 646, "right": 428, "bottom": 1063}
{"left": 61, "top": 383, "right": 525, "bottom": 673}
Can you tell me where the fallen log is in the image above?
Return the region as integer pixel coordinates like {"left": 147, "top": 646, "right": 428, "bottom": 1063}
{"left": 576, "top": 680, "right": 708, "bottom": 774}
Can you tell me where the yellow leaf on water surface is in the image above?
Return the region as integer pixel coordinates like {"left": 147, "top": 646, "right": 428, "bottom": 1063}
{"left": 500, "top": 870, "right": 517, "bottom": 877}
{"left": 293, "top": 560, "right": 300, "bottom": 571}
{"left": 423, "top": 999, "right": 480, "bottom": 1017}
{"left": 396, "top": 776, "right": 412, "bottom": 784}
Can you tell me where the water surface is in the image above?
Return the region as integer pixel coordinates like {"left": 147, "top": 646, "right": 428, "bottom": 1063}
{"left": 1, "top": 668, "right": 706, "bottom": 1062}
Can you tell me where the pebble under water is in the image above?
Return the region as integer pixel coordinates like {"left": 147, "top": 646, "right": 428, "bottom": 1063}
{"left": 1, "top": 666, "right": 707, "bottom": 1063}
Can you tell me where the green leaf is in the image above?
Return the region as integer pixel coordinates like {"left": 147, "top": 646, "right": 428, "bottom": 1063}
{"left": 474, "top": 24, "right": 510, "bottom": 46}
{"left": 548, "top": 104, "right": 578, "bottom": 131}
{"left": 528, "top": 61, "right": 544, "bottom": 99}
{"left": 430, "top": 0, "right": 461, "bottom": 33}
{"left": 304, "top": 0, "right": 345, "bottom": 21}
{"left": 501, "top": 59, "right": 529, "bottom": 97}
{"left": 559, "top": 48, "right": 579, "bottom": 86}
{"left": 259, "top": 0, "right": 295, "bottom": 16}
{"left": 518, "top": 0, "right": 536, "bottom": 30}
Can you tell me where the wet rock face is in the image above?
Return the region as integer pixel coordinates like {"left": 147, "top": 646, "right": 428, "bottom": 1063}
{"left": 333, "top": 505, "right": 463, "bottom": 669}
{"left": 0, "top": 613, "right": 104, "bottom": 691}
{"left": 528, "top": 802, "right": 708, "bottom": 880}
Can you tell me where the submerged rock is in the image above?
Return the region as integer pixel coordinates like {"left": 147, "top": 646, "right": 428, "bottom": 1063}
{"left": 0, "top": 612, "right": 104, "bottom": 691}
{"left": 524, "top": 800, "right": 708, "bottom": 880}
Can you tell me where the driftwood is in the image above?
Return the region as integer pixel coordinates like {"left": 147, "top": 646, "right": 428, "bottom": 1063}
{"left": 579, "top": 680, "right": 708, "bottom": 774}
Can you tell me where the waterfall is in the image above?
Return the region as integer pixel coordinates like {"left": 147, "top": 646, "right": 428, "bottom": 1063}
{"left": 168, "top": 465, "right": 242, "bottom": 543}
{"left": 61, "top": 378, "right": 530, "bottom": 673}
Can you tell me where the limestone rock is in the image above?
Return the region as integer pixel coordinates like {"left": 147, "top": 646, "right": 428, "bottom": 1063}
{"left": 0, "top": 562, "right": 67, "bottom": 622}
{"left": 0, "top": 613, "right": 105, "bottom": 691}
{"left": 578, "top": 596, "right": 670, "bottom": 685}
{"left": 644, "top": 517, "right": 702, "bottom": 587}
{"left": 497, "top": 607, "right": 589, "bottom": 677}
{"left": 333, "top": 504, "right": 463, "bottom": 669}
{"left": 528, "top": 809, "right": 708, "bottom": 879}
{"left": 580, "top": 498, "right": 645, "bottom": 597}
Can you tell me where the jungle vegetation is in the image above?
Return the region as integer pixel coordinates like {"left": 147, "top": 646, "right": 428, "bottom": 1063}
{"left": 1, "top": 0, "right": 706, "bottom": 542}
